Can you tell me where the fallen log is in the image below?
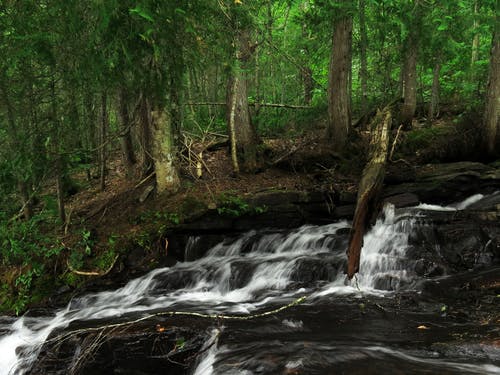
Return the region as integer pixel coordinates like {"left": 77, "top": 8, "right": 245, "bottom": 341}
{"left": 347, "top": 105, "right": 393, "bottom": 279}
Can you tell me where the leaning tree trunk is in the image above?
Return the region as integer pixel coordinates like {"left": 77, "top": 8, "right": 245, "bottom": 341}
{"left": 484, "top": 26, "right": 500, "bottom": 156}
{"left": 327, "top": 8, "right": 353, "bottom": 152}
{"left": 118, "top": 88, "right": 136, "bottom": 176}
{"left": 347, "top": 106, "right": 392, "bottom": 279}
{"left": 400, "top": 29, "right": 418, "bottom": 129}
{"left": 226, "top": 30, "right": 260, "bottom": 173}
{"left": 151, "top": 104, "right": 180, "bottom": 194}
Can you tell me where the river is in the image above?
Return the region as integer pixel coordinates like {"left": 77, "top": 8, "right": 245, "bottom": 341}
{"left": 0, "top": 193, "right": 499, "bottom": 374}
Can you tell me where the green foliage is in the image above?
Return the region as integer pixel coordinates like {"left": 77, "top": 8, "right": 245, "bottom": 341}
{"left": 79, "top": 229, "right": 94, "bottom": 256}
{"left": 133, "top": 210, "right": 180, "bottom": 226}
{"left": 0, "top": 213, "right": 62, "bottom": 266}
{"left": 216, "top": 192, "right": 267, "bottom": 217}
{"left": 401, "top": 126, "right": 450, "bottom": 154}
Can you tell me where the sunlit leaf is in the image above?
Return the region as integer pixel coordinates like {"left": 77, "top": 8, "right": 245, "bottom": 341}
{"left": 129, "top": 6, "right": 154, "bottom": 22}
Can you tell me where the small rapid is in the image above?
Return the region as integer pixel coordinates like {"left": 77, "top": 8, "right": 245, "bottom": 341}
{"left": 0, "top": 193, "right": 498, "bottom": 374}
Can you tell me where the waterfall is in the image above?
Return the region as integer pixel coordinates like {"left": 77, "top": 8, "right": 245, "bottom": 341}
{"left": 0, "top": 194, "right": 495, "bottom": 374}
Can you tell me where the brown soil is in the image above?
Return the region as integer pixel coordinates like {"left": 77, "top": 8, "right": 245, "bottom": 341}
{"left": 62, "top": 134, "right": 358, "bottom": 253}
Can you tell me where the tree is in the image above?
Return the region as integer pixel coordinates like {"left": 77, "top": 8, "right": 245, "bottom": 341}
{"left": 400, "top": 1, "right": 422, "bottom": 128}
{"left": 226, "top": 2, "right": 261, "bottom": 173}
{"left": 483, "top": 13, "right": 499, "bottom": 156}
{"left": 359, "top": 0, "right": 369, "bottom": 114}
{"left": 327, "top": 1, "right": 353, "bottom": 152}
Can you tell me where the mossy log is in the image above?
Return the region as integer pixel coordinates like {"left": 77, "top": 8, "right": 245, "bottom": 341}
{"left": 347, "top": 105, "right": 392, "bottom": 279}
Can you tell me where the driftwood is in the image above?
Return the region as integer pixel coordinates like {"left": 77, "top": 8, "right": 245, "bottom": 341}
{"left": 346, "top": 105, "right": 393, "bottom": 279}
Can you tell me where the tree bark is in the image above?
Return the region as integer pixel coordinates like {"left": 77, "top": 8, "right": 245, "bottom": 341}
{"left": 428, "top": 60, "right": 441, "bottom": 122}
{"left": 151, "top": 105, "right": 180, "bottom": 194}
{"left": 226, "top": 30, "right": 260, "bottom": 173}
{"left": 327, "top": 7, "right": 353, "bottom": 152}
{"left": 484, "top": 25, "right": 500, "bottom": 156}
{"left": 359, "top": 0, "right": 369, "bottom": 114}
{"left": 301, "top": 66, "right": 314, "bottom": 105}
{"left": 55, "top": 156, "right": 66, "bottom": 224}
{"left": 471, "top": 0, "right": 480, "bottom": 69}
{"left": 118, "top": 88, "right": 136, "bottom": 176}
{"left": 139, "top": 94, "right": 154, "bottom": 177}
{"left": 0, "top": 78, "right": 33, "bottom": 219}
{"left": 99, "top": 92, "right": 108, "bottom": 192}
{"left": 347, "top": 106, "right": 392, "bottom": 279}
{"left": 401, "top": 28, "right": 418, "bottom": 128}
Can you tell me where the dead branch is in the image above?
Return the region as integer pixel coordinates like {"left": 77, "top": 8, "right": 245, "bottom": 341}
{"left": 67, "top": 254, "right": 119, "bottom": 277}
{"left": 389, "top": 124, "right": 404, "bottom": 161}
{"left": 185, "top": 102, "right": 312, "bottom": 109}
{"left": 268, "top": 144, "right": 302, "bottom": 166}
{"left": 347, "top": 105, "right": 392, "bottom": 279}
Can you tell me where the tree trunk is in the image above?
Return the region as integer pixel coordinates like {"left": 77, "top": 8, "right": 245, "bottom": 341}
{"left": 18, "top": 181, "right": 32, "bottom": 220}
{"left": 302, "top": 66, "right": 314, "bottom": 105}
{"left": 471, "top": 0, "right": 480, "bottom": 69}
{"left": 0, "top": 78, "right": 33, "bottom": 219}
{"left": 169, "top": 75, "right": 182, "bottom": 149}
{"left": 151, "top": 104, "right": 180, "bottom": 194}
{"left": 359, "top": 0, "right": 369, "bottom": 114}
{"left": 400, "top": 28, "right": 418, "bottom": 128}
{"left": 327, "top": 8, "right": 353, "bottom": 152}
{"left": 118, "top": 88, "right": 136, "bottom": 176}
{"left": 99, "top": 92, "right": 108, "bottom": 191}
{"left": 255, "top": 46, "right": 261, "bottom": 115}
{"left": 428, "top": 60, "right": 441, "bottom": 122}
{"left": 226, "top": 30, "right": 260, "bottom": 173}
{"left": 55, "top": 156, "right": 66, "bottom": 225}
{"left": 139, "top": 94, "right": 154, "bottom": 177}
{"left": 347, "top": 106, "right": 392, "bottom": 279}
{"left": 484, "top": 26, "right": 500, "bottom": 156}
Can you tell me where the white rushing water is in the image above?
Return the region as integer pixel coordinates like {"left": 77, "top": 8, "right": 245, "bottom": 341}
{"left": 0, "top": 193, "right": 494, "bottom": 374}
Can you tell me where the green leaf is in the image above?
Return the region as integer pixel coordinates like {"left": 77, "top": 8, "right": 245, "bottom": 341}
{"left": 129, "top": 6, "right": 154, "bottom": 22}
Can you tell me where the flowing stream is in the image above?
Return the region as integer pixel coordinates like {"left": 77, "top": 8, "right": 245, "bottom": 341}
{"left": 0, "top": 194, "right": 499, "bottom": 374}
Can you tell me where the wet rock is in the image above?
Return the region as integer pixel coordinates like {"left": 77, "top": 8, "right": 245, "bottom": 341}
{"left": 228, "top": 261, "right": 256, "bottom": 289}
{"left": 383, "top": 162, "right": 500, "bottom": 204}
{"left": 291, "top": 257, "right": 337, "bottom": 284}
{"left": 32, "top": 320, "right": 209, "bottom": 375}
{"left": 383, "top": 193, "right": 420, "bottom": 208}
{"left": 414, "top": 259, "right": 445, "bottom": 277}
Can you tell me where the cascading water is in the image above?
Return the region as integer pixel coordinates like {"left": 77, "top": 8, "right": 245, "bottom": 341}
{"left": 0, "top": 194, "right": 498, "bottom": 374}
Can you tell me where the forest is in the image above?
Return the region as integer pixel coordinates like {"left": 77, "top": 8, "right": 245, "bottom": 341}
{"left": 0, "top": 0, "right": 499, "bottom": 373}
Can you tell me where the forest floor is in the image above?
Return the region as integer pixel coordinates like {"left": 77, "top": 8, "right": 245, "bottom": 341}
{"left": 62, "top": 112, "right": 475, "bottom": 255}
{"left": 63, "top": 130, "right": 361, "bottom": 256}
